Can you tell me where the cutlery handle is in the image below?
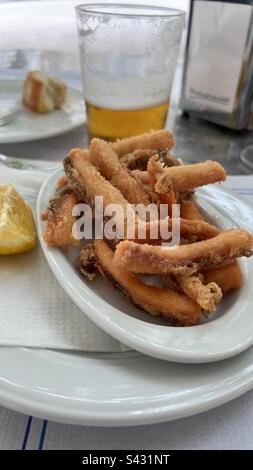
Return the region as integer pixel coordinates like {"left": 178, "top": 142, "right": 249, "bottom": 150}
{"left": 0, "top": 153, "right": 59, "bottom": 172}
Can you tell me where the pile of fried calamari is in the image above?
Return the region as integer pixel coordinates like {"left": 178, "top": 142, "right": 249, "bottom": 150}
{"left": 41, "top": 130, "right": 253, "bottom": 326}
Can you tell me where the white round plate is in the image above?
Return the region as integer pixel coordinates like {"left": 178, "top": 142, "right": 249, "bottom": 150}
{"left": 0, "top": 79, "right": 86, "bottom": 143}
{"left": 37, "top": 170, "right": 253, "bottom": 364}
{"left": 1, "top": 346, "right": 253, "bottom": 426}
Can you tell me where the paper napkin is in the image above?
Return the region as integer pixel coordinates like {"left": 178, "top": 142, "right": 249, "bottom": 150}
{"left": 0, "top": 162, "right": 129, "bottom": 352}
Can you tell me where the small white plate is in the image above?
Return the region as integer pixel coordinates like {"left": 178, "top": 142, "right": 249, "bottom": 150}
{"left": 0, "top": 79, "right": 86, "bottom": 143}
{"left": 37, "top": 170, "right": 253, "bottom": 364}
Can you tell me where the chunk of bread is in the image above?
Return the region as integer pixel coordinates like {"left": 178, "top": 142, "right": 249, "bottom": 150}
{"left": 22, "top": 71, "right": 67, "bottom": 113}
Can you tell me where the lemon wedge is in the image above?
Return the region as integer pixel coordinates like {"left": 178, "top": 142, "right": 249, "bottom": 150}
{"left": 0, "top": 184, "right": 37, "bottom": 255}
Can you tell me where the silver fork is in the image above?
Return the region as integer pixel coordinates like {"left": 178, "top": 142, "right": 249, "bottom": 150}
{"left": 0, "top": 153, "right": 60, "bottom": 172}
{"left": 0, "top": 107, "right": 22, "bottom": 126}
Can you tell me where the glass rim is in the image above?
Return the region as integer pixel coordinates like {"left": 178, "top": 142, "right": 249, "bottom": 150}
{"left": 75, "top": 3, "right": 185, "bottom": 19}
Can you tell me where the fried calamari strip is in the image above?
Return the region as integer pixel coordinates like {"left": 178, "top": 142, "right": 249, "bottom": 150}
{"left": 89, "top": 138, "right": 150, "bottom": 206}
{"left": 148, "top": 156, "right": 226, "bottom": 195}
{"left": 158, "top": 150, "right": 181, "bottom": 167}
{"left": 176, "top": 274, "right": 222, "bottom": 312}
{"left": 130, "top": 218, "right": 220, "bottom": 244}
{"left": 202, "top": 261, "right": 243, "bottom": 293}
{"left": 121, "top": 149, "right": 156, "bottom": 170}
{"left": 111, "top": 130, "right": 175, "bottom": 158}
{"left": 114, "top": 229, "right": 253, "bottom": 275}
{"left": 147, "top": 154, "right": 177, "bottom": 206}
{"left": 56, "top": 175, "right": 68, "bottom": 190}
{"left": 41, "top": 189, "right": 79, "bottom": 247}
{"left": 130, "top": 171, "right": 158, "bottom": 204}
{"left": 78, "top": 239, "right": 201, "bottom": 326}
{"left": 180, "top": 201, "right": 205, "bottom": 221}
{"left": 121, "top": 148, "right": 181, "bottom": 171}
{"left": 161, "top": 275, "right": 180, "bottom": 292}
{"left": 131, "top": 170, "right": 150, "bottom": 185}
{"left": 64, "top": 148, "right": 131, "bottom": 217}
{"left": 173, "top": 201, "right": 208, "bottom": 243}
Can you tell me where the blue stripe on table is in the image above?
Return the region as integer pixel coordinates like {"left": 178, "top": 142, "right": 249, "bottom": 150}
{"left": 21, "top": 416, "right": 33, "bottom": 450}
{"left": 38, "top": 420, "right": 48, "bottom": 450}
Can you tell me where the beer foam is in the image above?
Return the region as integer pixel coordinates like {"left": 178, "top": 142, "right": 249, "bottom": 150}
{"left": 79, "top": 19, "right": 181, "bottom": 110}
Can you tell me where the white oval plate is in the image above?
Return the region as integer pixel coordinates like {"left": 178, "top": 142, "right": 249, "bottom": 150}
{"left": 37, "top": 170, "right": 253, "bottom": 364}
{"left": 0, "top": 79, "right": 86, "bottom": 143}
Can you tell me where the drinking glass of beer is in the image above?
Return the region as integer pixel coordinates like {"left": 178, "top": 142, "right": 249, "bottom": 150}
{"left": 76, "top": 4, "right": 185, "bottom": 141}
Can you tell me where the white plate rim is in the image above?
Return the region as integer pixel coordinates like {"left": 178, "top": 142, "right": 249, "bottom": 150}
{"left": 0, "top": 346, "right": 253, "bottom": 426}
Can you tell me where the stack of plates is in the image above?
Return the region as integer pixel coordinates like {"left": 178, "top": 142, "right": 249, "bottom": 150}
{"left": 8, "top": 174, "right": 248, "bottom": 426}
{"left": 1, "top": 77, "right": 253, "bottom": 427}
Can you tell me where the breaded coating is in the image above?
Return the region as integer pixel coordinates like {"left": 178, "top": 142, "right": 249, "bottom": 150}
{"left": 147, "top": 154, "right": 177, "bottom": 206}
{"left": 56, "top": 175, "right": 68, "bottom": 190}
{"left": 78, "top": 239, "right": 201, "bottom": 326}
{"left": 41, "top": 189, "right": 79, "bottom": 247}
{"left": 202, "top": 261, "right": 244, "bottom": 293}
{"left": 114, "top": 229, "right": 253, "bottom": 275}
{"left": 176, "top": 274, "right": 222, "bottom": 312}
{"left": 121, "top": 149, "right": 156, "bottom": 170}
{"left": 157, "top": 150, "right": 181, "bottom": 167}
{"left": 130, "top": 217, "right": 220, "bottom": 244}
{"left": 161, "top": 275, "right": 181, "bottom": 292}
{"left": 111, "top": 130, "right": 175, "bottom": 158}
{"left": 148, "top": 156, "right": 226, "bottom": 195}
{"left": 121, "top": 148, "right": 180, "bottom": 170}
{"left": 64, "top": 148, "right": 131, "bottom": 218}
{"left": 131, "top": 170, "right": 150, "bottom": 185}
{"left": 89, "top": 138, "right": 150, "bottom": 206}
{"left": 180, "top": 201, "right": 205, "bottom": 221}
{"left": 130, "top": 170, "right": 158, "bottom": 204}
